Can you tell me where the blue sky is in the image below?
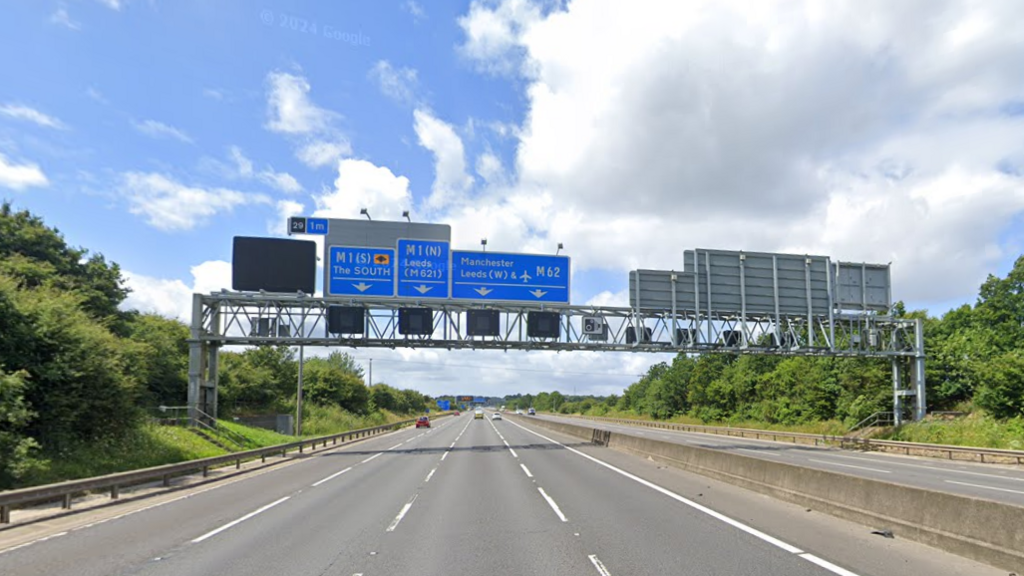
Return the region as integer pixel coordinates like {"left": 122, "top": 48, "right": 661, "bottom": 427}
{"left": 2, "top": 1, "right": 1023, "bottom": 396}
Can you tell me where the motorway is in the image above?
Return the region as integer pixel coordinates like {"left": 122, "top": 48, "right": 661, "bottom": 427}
{"left": 536, "top": 413, "right": 1024, "bottom": 506}
{"left": 0, "top": 412, "right": 1004, "bottom": 576}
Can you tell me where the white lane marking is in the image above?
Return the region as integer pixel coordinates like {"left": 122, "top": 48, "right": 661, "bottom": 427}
{"left": 0, "top": 531, "right": 69, "bottom": 556}
{"left": 441, "top": 451, "right": 450, "bottom": 461}
{"left": 192, "top": 496, "right": 291, "bottom": 543}
{"left": 520, "top": 463, "right": 534, "bottom": 478}
{"left": 505, "top": 419, "right": 802, "bottom": 553}
{"left": 945, "top": 480, "right": 1024, "bottom": 495}
{"left": 508, "top": 446, "right": 519, "bottom": 458}
{"left": 449, "top": 442, "right": 456, "bottom": 448}
{"left": 386, "top": 494, "right": 418, "bottom": 532}
{"left": 807, "top": 459, "right": 891, "bottom": 474}
{"left": 737, "top": 448, "right": 781, "bottom": 458}
{"left": 488, "top": 416, "right": 520, "bottom": 458}
{"left": 388, "top": 442, "right": 404, "bottom": 450}
{"left": 361, "top": 453, "right": 383, "bottom": 464}
{"left": 799, "top": 553, "right": 861, "bottom": 576}
{"left": 828, "top": 453, "right": 1024, "bottom": 481}
{"left": 588, "top": 554, "right": 613, "bottom": 576}
{"left": 425, "top": 468, "right": 437, "bottom": 483}
{"left": 537, "top": 487, "right": 568, "bottom": 522}
{"left": 312, "top": 466, "right": 353, "bottom": 487}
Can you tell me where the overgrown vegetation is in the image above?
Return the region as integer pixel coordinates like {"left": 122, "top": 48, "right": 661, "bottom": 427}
{"left": 508, "top": 257, "right": 1024, "bottom": 446}
{"left": 0, "top": 203, "right": 431, "bottom": 489}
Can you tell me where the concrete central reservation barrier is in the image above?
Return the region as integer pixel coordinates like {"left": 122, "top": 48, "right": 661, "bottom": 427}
{"left": 518, "top": 415, "right": 1024, "bottom": 573}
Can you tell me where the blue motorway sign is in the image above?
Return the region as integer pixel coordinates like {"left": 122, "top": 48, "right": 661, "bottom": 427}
{"left": 452, "top": 251, "right": 570, "bottom": 303}
{"left": 436, "top": 399, "right": 451, "bottom": 411}
{"left": 327, "top": 246, "right": 395, "bottom": 297}
{"left": 397, "top": 239, "right": 449, "bottom": 298}
{"left": 473, "top": 396, "right": 486, "bottom": 404}
{"left": 306, "top": 217, "right": 329, "bottom": 235}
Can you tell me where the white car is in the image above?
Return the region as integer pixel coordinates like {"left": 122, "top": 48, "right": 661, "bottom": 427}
{"left": 492, "top": 412, "right": 502, "bottom": 420}
{"left": 474, "top": 408, "right": 484, "bottom": 419}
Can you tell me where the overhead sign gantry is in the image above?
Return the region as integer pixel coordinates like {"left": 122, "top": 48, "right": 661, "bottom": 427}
{"left": 188, "top": 216, "right": 926, "bottom": 428}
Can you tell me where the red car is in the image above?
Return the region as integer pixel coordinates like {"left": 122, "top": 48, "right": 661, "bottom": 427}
{"left": 415, "top": 416, "right": 430, "bottom": 428}
{"left": 454, "top": 411, "right": 460, "bottom": 416}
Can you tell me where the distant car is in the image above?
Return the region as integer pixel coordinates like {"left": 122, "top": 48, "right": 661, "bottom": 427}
{"left": 528, "top": 408, "right": 536, "bottom": 415}
{"left": 415, "top": 416, "right": 430, "bottom": 428}
{"left": 454, "top": 411, "right": 460, "bottom": 416}
{"left": 474, "top": 408, "right": 484, "bottom": 419}
{"left": 492, "top": 412, "right": 502, "bottom": 420}
{"left": 515, "top": 409, "right": 523, "bottom": 415}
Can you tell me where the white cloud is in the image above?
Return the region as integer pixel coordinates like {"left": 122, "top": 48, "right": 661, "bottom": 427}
{"left": 133, "top": 119, "right": 193, "bottom": 143}
{"left": 96, "top": 0, "right": 123, "bottom": 10}
{"left": 442, "top": 0, "right": 1024, "bottom": 308}
{"left": 475, "top": 152, "right": 505, "bottom": 185}
{"left": 370, "top": 61, "right": 419, "bottom": 104}
{"left": 0, "top": 104, "right": 67, "bottom": 129}
{"left": 122, "top": 261, "right": 233, "bottom": 322}
{"left": 120, "top": 172, "right": 269, "bottom": 231}
{"left": 0, "top": 153, "right": 48, "bottom": 190}
{"left": 228, "top": 146, "right": 254, "bottom": 177}
{"left": 265, "top": 71, "right": 337, "bottom": 135}
{"left": 259, "top": 169, "right": 302, "bottom": 194}
{"left": 269, "top": 199, "right": 306, "bottom": 236}
{"left": 413, "top": 109, "right": 473, "bottom": 210}
{"left": 86, "top": 87, "right": 108, "bottom": 104}
{"left": 457, "top": 0, "right": 543, "bottom": 75}
{"left": 404, "top": 0, "right": 426, "bottom": 21}
{"left": 50, "top": 7, "right": 81, "bottom": 30}
{"left": 295, "top": 140, "right": 352, "bottom": 169}
{"left": 312, "top": 158, "right": 413, "bottom": 222}
{"left": 203, "top": 88, "right": 225, "bottom": 101}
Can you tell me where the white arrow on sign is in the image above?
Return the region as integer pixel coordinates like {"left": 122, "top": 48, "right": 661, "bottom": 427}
{"left": 414, "top": 285, "right": 432, "bottom": 294}
{"left": 530, "top": 289, "right": 548, "bottom": 298}
{"left": 475, "top": 287, "right": 494, "bottom": 296}
{"left": 353, "top": 282, "right": 372, "bottom": 292}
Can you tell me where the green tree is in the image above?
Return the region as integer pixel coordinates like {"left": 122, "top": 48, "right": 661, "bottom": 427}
{"left": 975, "top": 351, "right": 1024, "bottom": 419}
{"left": 124, "top": 313, "right": 190, "bottom": 406}
{"left": 0, "top": 370, "right": 42, "bottom": 489}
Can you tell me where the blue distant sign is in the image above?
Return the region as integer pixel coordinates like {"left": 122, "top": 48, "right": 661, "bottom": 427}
{"left": 327, "top": 246, "right": 395, "bottom": 297}
{"left": 436, "top": 399, "right": 451, "bottom": 411}
{"left": 397, "top": 239, "right": 449, "bottom": 299}
{"left": 306, "top": 218, "right": 329, "bottom": 235}
{"left": 452, "top": 251, "right": 570, "bottom": 303}
{"left": 473, "top": 396, "right": 486, "bottom": 404}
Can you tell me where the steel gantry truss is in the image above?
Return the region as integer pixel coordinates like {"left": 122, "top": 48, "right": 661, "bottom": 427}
{"left": 188, "top": 292, "right": 926, "bottom": 427}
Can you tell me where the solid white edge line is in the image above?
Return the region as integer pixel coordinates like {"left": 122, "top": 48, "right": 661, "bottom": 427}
{"left": 945, "top": 480, "right": 1024, "bottom": 495}
{"left": 425, "top": 468, "right": 437, "bottom": 483}
{"left": 509, "top": 418, "right": 868, "bottom": 576}
{"left": 588, "top": 554, "right": 613, "bottom": 576}
{"left": 799, "top": 553, "right": 861, "bottom": 576}
{"left": 807, "top": 459, "right": 891, "bottom": 474}
{"left": 361, "top": 453, "right": 383, "bottom": 464}
{"left": 386, "top": 494, "right": 417, "bottom": 532}
{"left": 736, "top": 448, "right": 782, "bottom": 458}
{"left": 520, "top": 463, "right": 533, "bottom": 478}
{"left": 192, "top": 496, "right": 290, "bottom": 543}
{"left": 505, "top": 419, "right": 802, "bottom": 553}
{"left": 537, "top": 487, "right": 568, "bottom": 522}
{"left": 312, "top": 466, "right": 353, "bottom": 487}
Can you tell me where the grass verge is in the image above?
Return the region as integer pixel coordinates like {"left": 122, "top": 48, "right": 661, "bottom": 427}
{"left": 878, "top": 412, "right": 1024, "bottom": 450}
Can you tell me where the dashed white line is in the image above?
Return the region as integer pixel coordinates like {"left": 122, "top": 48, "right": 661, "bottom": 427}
{"left": 588, "top": 554, "right": 613, "bottom": 576}
{"left": 441, "top": 451, "right": 450, "bottom": 461}
{"left": 386, "top": 494, "right": 418, "bottom": 532}
{"left": 807, "top": 459, "right": 891, "bottom": 474}
{"left": 312, "top": 466, "right": 353, "bottom": 487}
{"left": 192, "top": 496, "right": 291, "bottom": 543}
{"left": 520, "top": 463, "right": 534, "bottom": 478}
{"left": 388, "top": 442, "right": 404, "bottom": 450}
{"left": 425, "top": 468, "right": 437, "bottom": 483}
{"left": 945, "top": 480, "right": 1024, "bottom": 495}
{"left": 505, "top": 418, "right": 865, "bottom": 576}
{"left": 361, "top": 453, "right": 383, "bottom": 464}
{"left": 538, "top": 487, "right": 568, "bottom": 522}
{"left": 828, "top": 453, "right": 1024, "bottom": 481}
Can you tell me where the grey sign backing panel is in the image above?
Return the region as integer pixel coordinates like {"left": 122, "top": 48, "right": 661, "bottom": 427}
{"left": 318, "top": 219, "right": 451, "bottom": 298}
{"left": 638, "top": 249, "right": 833, "bottom": 317}
{"left": 834, "top": 262, "right": 891, "bottom": 311}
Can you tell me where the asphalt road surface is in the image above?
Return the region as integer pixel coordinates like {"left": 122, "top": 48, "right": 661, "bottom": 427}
{"left": 535, "top": 413, "right": 1024, "bottom": 506}
{"left": 0, "top": 413, "right": 1005, "bottom": 576}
